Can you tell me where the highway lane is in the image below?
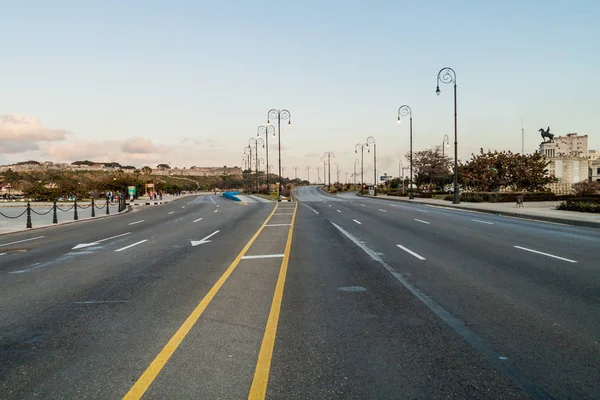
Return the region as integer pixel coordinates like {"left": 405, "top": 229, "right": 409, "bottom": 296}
{"left": 0, "top": 194, "right": 279, "bottom": 399}
{"left": 287, "top": 186, "right": 599, "bottom": 399}
{"left": 1, "top": 186, "right": 598, "bottom": 399}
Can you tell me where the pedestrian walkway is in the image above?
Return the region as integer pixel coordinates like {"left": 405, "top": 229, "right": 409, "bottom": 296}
{"left": 359, "top": 193, "right": 600, "bottom": 229}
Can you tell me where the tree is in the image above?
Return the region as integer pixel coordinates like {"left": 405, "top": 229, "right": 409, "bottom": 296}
{"left": 572, "top": 180, "right": 600, "bottom": 196}
{"left": 157, "top": 164, "right": 171, "bottom": 170}
{"left": 1, "top": 168, "right": 21, "bottom": 185}
{"left": 141, "top": 166, "right": 153, "bottom": 175}
{"left": 406, "top": 148, "right": 453, "bottom": 189}
{"left": 459, "top": 149, "right": 556, "bottom": 192}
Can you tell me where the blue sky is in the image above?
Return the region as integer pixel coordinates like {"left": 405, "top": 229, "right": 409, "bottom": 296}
{"left": 0, "top": 0, "right": 598, "bottom": 182}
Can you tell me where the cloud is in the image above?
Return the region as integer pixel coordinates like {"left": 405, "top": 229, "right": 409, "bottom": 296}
{"left": 0, "top": 115, "right": 71, "bottom": 142}
{"left": 121, "top": 137, "right": 160, "bottom": 154}
{"left": 0, "top": 141, "right": 40, "bottom": 154}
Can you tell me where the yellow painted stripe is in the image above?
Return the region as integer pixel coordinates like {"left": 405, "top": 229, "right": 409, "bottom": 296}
{"left": 122, "top": 203, "right": 279, "bottom": 400}
{"left": 248, "top": 202, "right": 298, "bottom": 399}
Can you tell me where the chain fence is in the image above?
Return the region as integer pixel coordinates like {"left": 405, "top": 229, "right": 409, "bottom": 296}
{"left": 0, "top": 198, "right": 127, "bottom": 230}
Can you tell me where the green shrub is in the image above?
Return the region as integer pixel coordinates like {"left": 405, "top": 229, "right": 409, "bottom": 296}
{"left": 557, "top": 200, "right": 600, "bottom": 213}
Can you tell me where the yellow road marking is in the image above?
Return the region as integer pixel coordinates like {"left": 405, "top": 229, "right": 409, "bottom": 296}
{"left": 248, "top": 202, "right": 298, "bottom": 399}
{"left": 122, "top": 203, "right": 279, "bottom": 400}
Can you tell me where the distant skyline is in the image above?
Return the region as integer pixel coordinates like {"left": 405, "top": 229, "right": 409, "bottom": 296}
{"left": 1, "top": 1, "right": 598, "bottom": 183}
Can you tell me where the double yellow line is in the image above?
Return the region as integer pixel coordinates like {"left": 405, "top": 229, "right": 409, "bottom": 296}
{"left": 123, "top": 202, "right": 298, "bottom": 400}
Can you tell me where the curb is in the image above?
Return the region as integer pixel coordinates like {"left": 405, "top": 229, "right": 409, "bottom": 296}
{"left": 358, "top": 195, "right": 600, "bottom": 230}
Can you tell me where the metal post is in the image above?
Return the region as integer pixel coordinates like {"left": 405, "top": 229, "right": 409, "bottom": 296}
{"left": 410, "top": 115, "right": 414, "bottom": 199}
{"left": 26, "top": 201, "right": 32, "bottom": 228}
{"left": 106, "top": 198, "right": 110, "bottom": 215}
{"left": 361, "top": 147, "right": 364, "bottom": 194}
{"left": 453, "top": 82, "right": 459, "bottom": 204}
{"left": 328, "top": 154, "right": 331, "bottom": 189}
{"left": 91, "top": 198, "right": 95, "bottom": 217}
{"left": 373, "top": 143, "right": 377, "bottom": 196}
{"left": 53, "top": 201, "right": 58, "bottom": 224}
{"left": 74, "top": 198, "right": 78, "bottom": 220}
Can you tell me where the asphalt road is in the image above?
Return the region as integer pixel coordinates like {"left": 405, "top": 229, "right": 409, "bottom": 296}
{"left": 1, "top": 188, "right": 598, "bottom": 399}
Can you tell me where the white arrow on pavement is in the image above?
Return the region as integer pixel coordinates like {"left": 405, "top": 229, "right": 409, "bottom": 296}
{"left": 191, "top": 230, "right": 220, "bottom": 247}
{"left": 72, "top": 232, "right": 132, "bottom": 250}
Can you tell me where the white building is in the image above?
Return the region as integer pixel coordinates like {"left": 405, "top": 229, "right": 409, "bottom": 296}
{"left": 540, "top": 133, "right": 595, "bottom": 194}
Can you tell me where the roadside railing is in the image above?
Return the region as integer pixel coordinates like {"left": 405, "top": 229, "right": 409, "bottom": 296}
{"left": 0, "top": 197, "right": 128, "bottom": 229}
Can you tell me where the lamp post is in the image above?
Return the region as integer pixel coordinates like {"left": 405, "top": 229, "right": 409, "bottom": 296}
{"left": 257, "top": 125, "right": 275, "bottom": 194}
{"left": 250, "top": 137, "right": 265, "bottom": 193}
{"left": 336, "top": 163, "right": 340, "bottom": 184}
{"left": 436, "top": 67, "right": 459, "bottom": 204}
{"left": 355, "top": 143, "right": 366, "bottom": 194}
{"left": 316, "top": 166, "right": 322, "bottom": 184}
{"left": 267, "top": 109, "right": 291, "bottom": 200}
{"left": 244, "top": 146, "right": 252, "bottom": 193}
{"left": 258, "top": 158, "right": 265, "bottom": 187}
{"left": 324, "top": 152, "right": 335, "bottom": 190}
{"left": 292, "top": 166, "right": 299, "bottom": 181}
{"left": 353, "top": 159, "right": 360, "bottom": 190}
{"left": 442, "top": 134, "right": 450, "bottom": 158}
{"left": 366, "top": 136, "right": 376, "bottom": 196}
{"left": 305, "top": 166, "right": 311, "bottom": 184}
{"left": 398, "top": 105, "right": 414, "bottom": 199}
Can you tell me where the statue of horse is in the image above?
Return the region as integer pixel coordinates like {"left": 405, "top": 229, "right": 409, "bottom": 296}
{"left": 539, "top": 127, "right": 554, "bottom": 142}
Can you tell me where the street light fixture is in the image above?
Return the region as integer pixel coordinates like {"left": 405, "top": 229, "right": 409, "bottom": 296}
{"left": 257, "top": 125, "right": 275, "bottom": 194}
{"left": 316, "top": 166, "right": 322, "bottom": 185}
{"left": 436, "top": 67, "right": 459, "bottom": 204}
{"left": 292, "top": 166, "right": 299, "bottom": 180}
{"left": 244, "top": 146, "right": 252, "bottom": 193}
{"left": 323, "top": 152, "right": 335, "bottom": 190}
{"left": 305, "top": 166, "right": 311, "bottom": 184}
{"left": 398, "top": 105, "right": 414, "bottom": 199}
{"left": 267, "top": 109, "right": 291, "bottom": 200}
{"left": 355, "top": 143, "right": 366, "bottom": 194}
{"left": 366, "top": 137, "right": 376, "bottom": 196}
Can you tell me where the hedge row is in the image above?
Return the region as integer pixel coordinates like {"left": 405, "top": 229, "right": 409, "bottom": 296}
{"left": 445, "top": 192, "right": 600, "bottom": 203}
{"left": 557, "top": 200, "right": 600, "bottom": 213}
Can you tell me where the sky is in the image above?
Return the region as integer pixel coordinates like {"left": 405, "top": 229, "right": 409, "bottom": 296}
{"left": 1, "top": 0, "right": 598, "bottom": 183}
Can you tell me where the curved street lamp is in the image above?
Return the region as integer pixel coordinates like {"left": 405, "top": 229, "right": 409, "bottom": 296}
{"left": 257, "top": 125, "right": 275, "bottom": 194}
{"left": 305, "top": 166, "right": 311, "bottom": 184}
{"left": 398, "top": 105, "right": 414, "bottom": 199}
{"left": 436, "top": 67, "right": 459, "bottom": 204}
{"left": 316, "top": 166, "right": 322, "bottom": 184}
{"left": 366, "top": 136, "right": 376, "bottom": 196}
{"left": 267, "top": 109, "right": 291, "bottom": 199}
{"left": 323, "top": 152, "right": 335, "bottom": 189}
{"left": 258, "top": 158, "right": 265, "bottom": 187}
{"left": 353, "top": 159, "right": 360, "bottom": 190}
{"left": 244, "top": 146, "right": 252, "bottom": 193}
{"left": 292, "top": 166, "right": 299, "bottom": 180}
{"left": 355, "top": 143, "right": 366, "bottom": 194}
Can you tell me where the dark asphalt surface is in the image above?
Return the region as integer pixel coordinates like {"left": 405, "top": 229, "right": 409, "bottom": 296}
{"left": 0, "top": 187, "right": 598, "bottom": 399}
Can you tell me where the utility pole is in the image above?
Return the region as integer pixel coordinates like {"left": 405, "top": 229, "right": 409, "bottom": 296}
{"left": 521, "top": 118, "right": 525, "bottom": 154}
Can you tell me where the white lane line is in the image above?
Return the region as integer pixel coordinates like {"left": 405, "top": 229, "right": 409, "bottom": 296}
{"left": 265, "top": 224, "right": 291, "bottom": 227}
{"left": 0, "top": 236, "right": 45, "bottom": 247}
{"left": 128, "top": 220, "right": 144, "bottom": 225}
{"left": 513, "top": 246, "right": 577, "bottom": 263}
{"left": 337, "top": 209, "right": 341, "bottom": 213}
{"left": 214, "top": 210, "right": 218, "bottom": 213}
{"left": 211, "top": 196, "right": 217, "bottom": 205}
{"left": 0, "top": 253, "right": 6, "bottom": 256}
{"left": 115, "top": 240, "right": 148, "bottom": 252}
{"left": 168, "top": 211, "right": 175, "bottom": 215}
{"left": 9, "top": 262, "right": 42, "bottom": 274}
{"left": 182, "top": 206, "right": 186, "bottom": 209}
{"left": 241, "top": 254, "right": 285, "bottom": 260}
{"left": 302, "top": 204, "right": 319, "bottom": 215}
{"left": 396, "top": 244, "right": 426, "bottom": 260}
{"left": 417, "top": 209, "right": 429, "bottom": 213}
{"left": 414, "top": 219, "right": 430, "bottom": 225}
{"left": 378, "top": 209, "right": 387, "bottom": 213}
{"left": 193, "top": 218, "right": 203, "bottom": 223}
{"left": 353, "top": 219, "right": 362, "bottom": 225}
{"left": 360, "top": 204, "right": 366, "bottom": 207}
{"left": 472, "top": 219, "right": 494, "bottom": 225}
{"left": 328, "top": 204, "right": 332, "bottom": 207}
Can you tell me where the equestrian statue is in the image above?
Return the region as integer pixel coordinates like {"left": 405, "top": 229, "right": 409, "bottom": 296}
{"left": 539, "top": 127, "right": 554, "bottom": 143}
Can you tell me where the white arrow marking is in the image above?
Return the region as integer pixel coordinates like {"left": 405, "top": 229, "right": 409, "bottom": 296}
{"left": 191, "top": 230, "right": 220, "bottom": 247}
{"left": 72, "top": 232, "right": 131, "bottom": 250}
